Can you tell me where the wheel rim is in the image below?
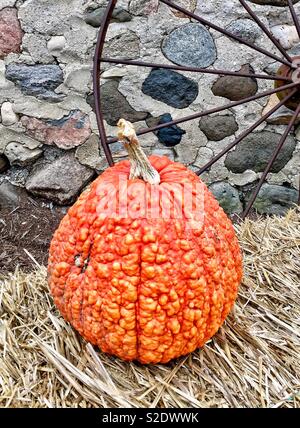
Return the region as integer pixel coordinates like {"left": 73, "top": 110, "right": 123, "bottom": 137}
{"left": 93, "top": 0, "right": 300, "bottom": 219}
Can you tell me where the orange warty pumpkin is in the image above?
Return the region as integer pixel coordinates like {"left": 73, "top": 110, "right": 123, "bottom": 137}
{"left": 48, "top": 120, "right": 242, "bottom": 364}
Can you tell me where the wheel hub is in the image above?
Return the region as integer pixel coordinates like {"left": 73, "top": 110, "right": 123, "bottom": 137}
{"left": 275, "top": 56, "right": 300, "bottom": 111}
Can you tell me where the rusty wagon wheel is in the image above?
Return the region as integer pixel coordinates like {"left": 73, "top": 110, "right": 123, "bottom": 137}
{"left": 93, "top": 0, "right": 300, "bottom": 219}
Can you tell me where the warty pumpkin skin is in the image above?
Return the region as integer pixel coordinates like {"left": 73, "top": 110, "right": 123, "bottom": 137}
{"left": 48, "top": 122, "right": 242, "bottom": 364}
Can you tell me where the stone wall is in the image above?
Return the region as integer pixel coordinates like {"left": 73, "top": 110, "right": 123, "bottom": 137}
{"left": 0, "top": 0, "right": 300, "bottom": 215}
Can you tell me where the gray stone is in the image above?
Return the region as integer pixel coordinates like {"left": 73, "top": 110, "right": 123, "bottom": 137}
{"left": 101, "top": 68, "right": 127, "bottom": 79}
{"left": 0, "top": 154, "right": 8, "bottom": 172}
{"left": 5, "top": 64, "right": 64, "bottom": 102}
{"left": 199, "top": 114, "right": 238, "bottom": 141}
{"left": 162, "top": 23, "right": 217, "bottom": 68}
{"left": 170, "top": 0, "right": 197, "bottom": 18}
{"left": 261, "top": 94, "right": 300, "bottom": 126}
{"left": 249, "top": 1, "right": 299, "bottom": 6}
{"left": 209, "top": 182, "right": 243, "bottom": 215}
{"left": 226, "top": 19, "right": 262, "bottom": 44}
{"left": 228, "top": 170, "right": 258, "bottom": 187}
{"left": 89, "top": 80, "right": 148, "bottom": 126}
{"left": 110, "top": 141, "right": 125, "bottom": 154}
{"left": 60, "top": 20, "right": 97, "bottom": 62}
{"left": 42, "top": 146, "right": 63, "bottom": 163}
{"left": 194, "top": 147, "right": 214, "bottom": 169}
{"left": 4, "top": 142, "right": 43, "bottom": 166}
{"left": 47, "top": 36, "right": 66, "bottom": 56}
{"left": 287, "top": 44, "right": 300, "bottom": 57}
{"left": 109, "top": 141, "right": 127, "bottom": 160}
{"left": 0, "top": 101, "right": 18, "bottom": 125}
{"left": 246, "top": 183, "right": 298, "bottom": 216}
{"left": 103, "top": 31, "right": 140, "bottom": 60}
{"left": 0, "top": 59, "right": 13, "bottom": 91}
{"left": 75, "top": 134, "right": 104, "bottom": 171}
{"left": 18, "top": 0, "right": 80, "bottom": 35}
{"left": 0, "top": 181, "right": 26, "bottom": 209}
{"left": 129, "top": 0, "right": 159, "bottom": 16}
{"left": 142, "top": 69, "right": 199, "bottom": 109}
{"left": 64, "top": 65, "right": 91, "bottom": 94}
{"left": 212, "top": 64, "right": 258, "bottom": 101}
{"left": 0, "top": 125, "right": 42, "bottom": 154}
{"left": 152, "top": 148, "right": 175, "bottom": 161}
{"left": 225, "top": 131, "right": 296, "bottom": 174}
{"left": 1, "top": 166, "right": 30, "bottom": 187}
{"left": 271, "top": 25, "right": 299, "bottom": 50}
{"left": 264, "top": 62, "right": 280, "bottom": 76}
{"left": 25, "top": 151, "right": 95, "bottom": 205}
{"left": 0, "top": 1, "right": 16, "bottom": 9}
{"left": 85, "top": 7, "right": 132, "bottom": 27}
{"left": 174, "top": 141, "right": 200, "bottom": 166}
{"left": 21, "top": 33, "right": 54, "bottom": 64}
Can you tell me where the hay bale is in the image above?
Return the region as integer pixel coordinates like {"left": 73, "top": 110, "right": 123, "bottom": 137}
{"left": 0, "top": 209, "right": 299, "bottom": 408}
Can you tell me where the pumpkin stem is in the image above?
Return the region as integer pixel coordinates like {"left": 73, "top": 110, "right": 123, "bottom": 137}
{"left": 117, "top": 119, "right": 160, "bottom": 185}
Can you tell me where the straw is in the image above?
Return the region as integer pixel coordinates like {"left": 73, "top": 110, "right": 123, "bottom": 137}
{"left": 0, "top": 208, "right": 299, "bottom": 408}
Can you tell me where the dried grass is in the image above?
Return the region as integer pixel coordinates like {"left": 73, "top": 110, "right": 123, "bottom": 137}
{"left": 0, "top": 209, "right": 299, "bottom": 408}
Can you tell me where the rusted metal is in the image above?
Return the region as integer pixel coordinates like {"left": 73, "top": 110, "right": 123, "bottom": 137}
{"left": 239, "top": 0, "right": 293, "bottom": 63}
{"left": 196, "top": 88, "right": 298, "bottom": 175}
{"left": 93, "top": 0, "right": 117, "bottom": 166}
{"left": 242, "top": 101, "right": 300, "bottom": 218}
{"left": 101, "top": 57, "right": 291, "bottom": 81}
{"left": 106, "top": 82, "right": 299, "bottom": 144}
{"left": 275, "top": 57, "right": 300, "bottom": 110}
{"left": 288, "top": 0, "right": 300, "bottom": 40}
{"left": 160, "top": 0, "right": 293, "bottom": 68}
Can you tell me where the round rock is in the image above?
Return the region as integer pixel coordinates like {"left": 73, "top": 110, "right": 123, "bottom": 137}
{"left": 225, "top": 131, "right": 296, "bottom": 174}
{"left": 103, "top": 30, "right": 140, "bottom": 60}
{"left": 4, "top": 142, "right": 42, "bottom": 166}
{"left": 162, "top": 23, "right": 217, "bottom": 68}
{"left": 147, "top": 114, "right": 185, "bottom": 147}
{"left": 0, "top": 181, "right": 27, "bottom": 210}
{"left": 75, "top": 134, "right": 104, "bottom": 171}
{"left": 93, "top": 80, "right": 148, "bottom": 126}
{"left": 199, "top": 114, "right": 238, "bottom": 141}
{"left": 226, "top": 19, "right": 262, "bottom": 44}
{"left": 25, "top": 151, "right": 95, "bottom": 205}
{"left": 47, "top": 36, "right": 66, "bottom": 56}
{"left": 212, "top": 64, "right": 258, "bottom": 101}
{"left": 142, "top": 69, "right": 199, "bottom": 109}
{"left": 85, "top": 7, "right": 132, "bottom": 27}
{"left": 209, "top": 182, "right": 243, "bottom": 215}
{"left": 1, "top": 101, "right": 18, "bottom": 126}
{"left": 246, "top": 183, "right": 298, "bottom": 216}
{"left": 157, "top": 114, "right": 186, "bottom": 147}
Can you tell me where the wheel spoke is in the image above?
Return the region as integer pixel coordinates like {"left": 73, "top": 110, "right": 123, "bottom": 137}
{"left": 93, "top": 0, "right": 117, "bottom": 166}
{"left": 101, "top": 57, "right": 291, "bottom": 81}
{"left": 242, "top": 101, "right": 300, "bottom": 218}
{"left": 107, "top": 82, "right": 299, "bottom": 144}
{"left": 159, "top": 0, "right": 293, "bottom": 68}
{"left": 239, "top": 0, "right": 293, "bottom": 63}
{"left": 288, "top": 0, "right": 300, "bottom": 40}
{"left": 196, "top": 88, "right": 298, "bottom": 175}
